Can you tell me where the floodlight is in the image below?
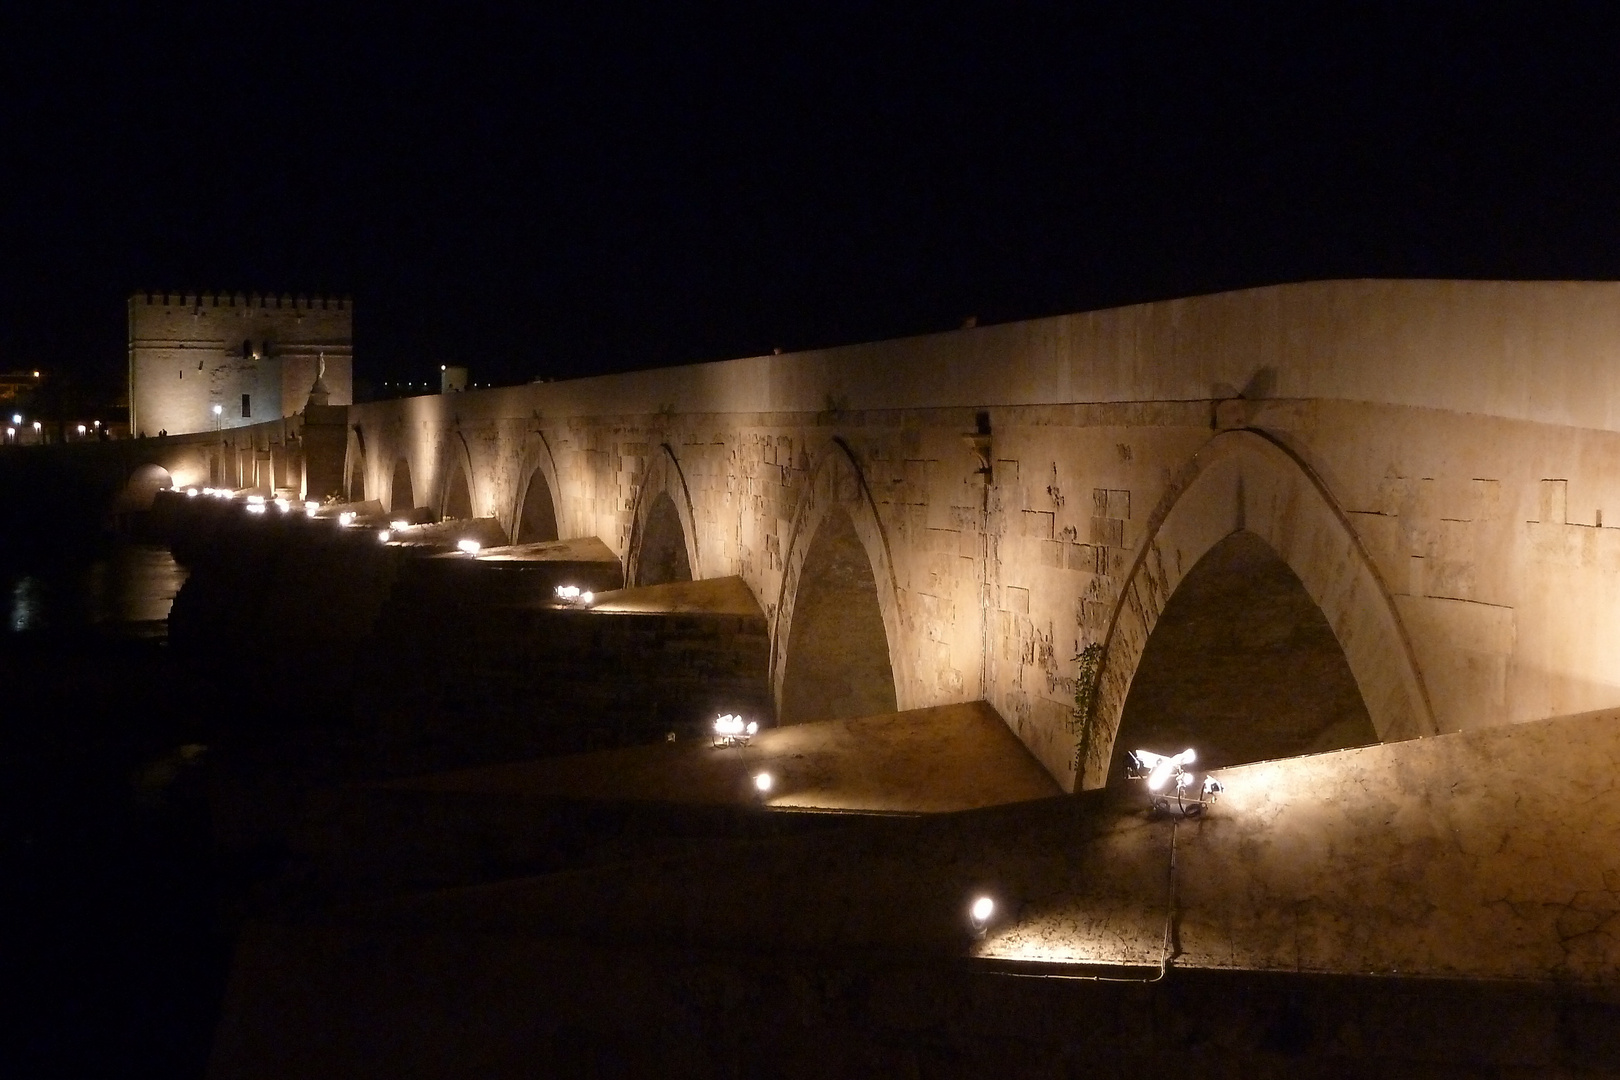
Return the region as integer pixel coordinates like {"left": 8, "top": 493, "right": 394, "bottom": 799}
{"left": 754, "top": 771, "right": 773, "bottom": 794}
{"left": 274, "top": 497, "right": 290, "bottom": 513}
{"left": 11, "top": 414, "right": 19, "bottom": 425}
{"left": 246, "top": 503, "right": 266, "bottom": 515}
{"left": 304, "top": 501, "right": 319, "bottom": 513}
{"left": 970, "top": 895, "right": 995, "bottom": 936}
{"left": 580, "top": 591, "right": 594, "bottom": 605}
{"left": 186, "top": 488, "right": 199, "bottom": 497}
{"left": 457, "top": 539, "right": 481, "bottom": 555}
{"left": 77, "top": 425, "right": 86, "bottom": 435}
{"left": 247, "top": 495, "right": 265, "bottom": 505}
{"left": 555, "top": 585, "right": 581, "bottom": 600}
{"left": 378, "top": 530, "right": 391, "bottom": 543}
{"left": 712, "top": 713, "right": 756, "bottom": 747}
{"left": 1129, "top": 746, "right": 1222, "bottom": 817}
{"left": 212, "top": 404, "right": 223, "bottom": 416}
{"left": 390, "top": 520, "right": 408, "bottom": 530}
{"left": 338, "top": 511, "right": 356, "bottom": 526}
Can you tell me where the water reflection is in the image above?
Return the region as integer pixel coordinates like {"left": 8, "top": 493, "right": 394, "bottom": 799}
{"left": 4, "top": 543, "right": 187, "bottom": 638}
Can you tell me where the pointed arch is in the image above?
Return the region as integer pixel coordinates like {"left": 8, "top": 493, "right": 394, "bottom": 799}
{"left": 343, "top": 427, "right": 366, "bottom": 501}
{"left": 389, "top": 458, "right": 414, "bottom": 515}
{"left": 626, "top": 445, "right": 701, "bottom": 584}
{"left": 439, "top": 431, "right": 477, "bottom": 520}
{"left": 1073, "top": 428, "right": 1436, "bottom": 791}
{"left": 510, "top": 430, "right": 562, "bottom": 543}
{"left": 771, "top": 439, "right": 911, "bottom": 716}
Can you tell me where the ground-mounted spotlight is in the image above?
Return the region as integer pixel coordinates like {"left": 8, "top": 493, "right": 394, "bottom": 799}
{"left": 712, "top": 713, "right": 759, "bottom": 748}
{"left": 378, "top": 529, "right": 391, "bottom": 543}
{"left": 338, "top": 511, "right": 356, "bottom": 527}
{"left": 245, "top": 503, "right": 266, "bottom": 515}
{"left": 1126, "top": 747, "right": 1224, "bottom": 817}
{"left": 304, "top": 501, "right": 320, "bottom": 514}
{"left": 970, "top": 895, "right": 995, "bottom": 937}
{"left": 553, "top": 584, "right": 596, "bottom": 607}
{"left": 274, "top": 497, "right": 290, "bottom": 513}
{"left": 753, "top": 771, "right": 773, "bottom": 798}
{"left": 456, "top": 538, "right": 482, "bottom": 556}
{"left": 247, "top": 495, "right": 265, "bottom": 506}
{"left": 186, "top": 488, "right": 200, "bottom": 497}
{"left": 389, "top": 520, "right": 409, "bottom": 531}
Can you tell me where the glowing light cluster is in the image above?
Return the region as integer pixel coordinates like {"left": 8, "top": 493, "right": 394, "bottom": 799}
{"left": 274, "top": 497, "right": 290, "bottom": 513}
{"left": 554, "top": 584, "right": 595, "bottom": 607}
{"left": 456, "top": 538, "right": 482, "bottom": 555}
{"left": 712, "top": 713, "right": 759, "bottom": 747}
{"left": 245, "top": 503, "right": 266, "bottom": 515}
{"left": 1126, "top": 747, "right": 1225, "bottom": 817}
{"left": 304, "top": 501, "right": 320, "bottom": 514}
{"left": 338, "top": 511, "right": 356, "bottom": 527}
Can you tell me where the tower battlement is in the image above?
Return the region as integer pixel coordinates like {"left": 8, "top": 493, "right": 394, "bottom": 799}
{"left": 132, "top": 291, "right": 351, "bottom": 311}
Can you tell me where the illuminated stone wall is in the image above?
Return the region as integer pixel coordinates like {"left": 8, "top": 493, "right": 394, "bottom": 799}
{"left": 128, "top": 292, "right": 353, "bottom": 437}
{"left": 348, "top": 281, "right": 1620, "bottom": 790}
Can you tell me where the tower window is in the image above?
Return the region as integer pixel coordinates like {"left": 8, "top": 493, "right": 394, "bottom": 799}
{"left": 241, "top": 394, "right": 251, "bottom": 418}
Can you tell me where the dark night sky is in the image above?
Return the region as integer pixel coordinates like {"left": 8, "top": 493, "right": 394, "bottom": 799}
{"left": 3, "top": 4, "right": 1619, "bottom": 393}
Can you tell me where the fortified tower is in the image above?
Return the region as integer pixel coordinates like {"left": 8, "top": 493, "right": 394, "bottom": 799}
{"left": 127, "top": 292, "right": 353, "bottom": 436}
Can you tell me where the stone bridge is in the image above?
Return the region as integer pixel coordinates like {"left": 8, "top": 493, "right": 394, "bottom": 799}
{"left": 329, "top": 278, "right": 1620, "bottom": 792}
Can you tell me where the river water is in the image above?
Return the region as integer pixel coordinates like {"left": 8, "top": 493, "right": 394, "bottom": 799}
{"left": 2, "top": 541, "right": 229, "bottom": 1079}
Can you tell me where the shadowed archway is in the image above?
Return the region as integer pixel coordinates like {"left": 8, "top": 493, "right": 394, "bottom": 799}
{"left": 389, "top": 459, "right": 413, "bottom": 514}
{"left": 778, "top": 506, "right": 897, "bottom": 725}
{"left": 635, "top": 491, "right": 692, "bottom": 586}
{"left": 443, "top": 465, "right": 472, "bottom": 520}
{"left": 110, "top": 463, "right": 172, "bottom": 515}
{"left": 515, "top": 466, "right": 558, "bottom": 543}
{"left": 1109, "top": 529, "right": 1378, "bottom": 781}
{"left": 1074, "top": 429, "right": 1435, "bottom": 792}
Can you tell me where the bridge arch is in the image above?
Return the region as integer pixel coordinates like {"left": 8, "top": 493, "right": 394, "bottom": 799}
{"left": 344, "top": 429, "right": 366, "bottom": 501}
{"left": 389, "top": 458, "right": 414, "bottom": 515}
{"left": 626, "top": 445, "right": 700, "bottom": 585}
{"left": 110, "top": 462, "right": 173, "bottom": 515}
{"left": 510, "top": 432, "right": 561, "bottom": 543}
{"left": 771, "top": 439, "right": 909, "bottom": 721}
{"left": 1074, "top": 428, "right": 1436, "bottom": 791}
{"left": 439, "top": 433, "right": 476, "bottom": 520}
